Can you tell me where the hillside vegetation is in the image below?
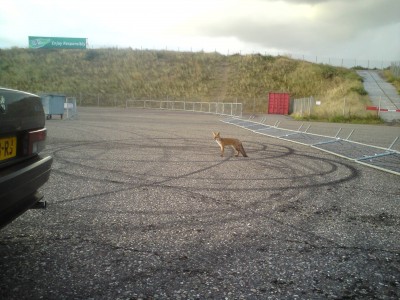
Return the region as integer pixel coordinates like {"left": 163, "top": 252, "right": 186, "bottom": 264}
{"left": 0, "top": 47, "right": 376, "bottom": 120}
{"left": 383, "top": 69, "right": 400, "bottom": 94}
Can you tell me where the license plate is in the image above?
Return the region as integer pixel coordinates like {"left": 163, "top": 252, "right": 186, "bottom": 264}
{"left": 0, "top": 137, "right": 17, "bottom": 161}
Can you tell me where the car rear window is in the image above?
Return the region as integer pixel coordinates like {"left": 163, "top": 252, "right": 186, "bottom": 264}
{"left": 0, "top": 89, "right": 45, "bottom": 135}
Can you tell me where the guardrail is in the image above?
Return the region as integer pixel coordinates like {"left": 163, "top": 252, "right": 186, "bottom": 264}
{"left": 366, "top": 106, "right": 400, "bottom": 113}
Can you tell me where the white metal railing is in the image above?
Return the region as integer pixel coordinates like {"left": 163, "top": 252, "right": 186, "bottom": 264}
{"left": 125, "top": 100, "right": 242, "bottom": 117}
{"left": 65, "top": 97, "right": 78, "bottom": 119}
{"left": 292, "top": 97, "right": 315, "bottom": 117}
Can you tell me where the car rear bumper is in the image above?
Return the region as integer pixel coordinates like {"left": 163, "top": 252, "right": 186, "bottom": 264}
{"left": 0, "top": 155, "right": 53, "bottom": 228}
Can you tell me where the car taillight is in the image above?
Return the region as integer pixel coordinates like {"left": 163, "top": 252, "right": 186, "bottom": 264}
{"left": 23, "top": 128, "right": 47, "bottom": 155}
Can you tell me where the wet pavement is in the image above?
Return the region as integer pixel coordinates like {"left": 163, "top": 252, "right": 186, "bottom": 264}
{"left": 0, "top": 108, "right": 399, "bottom": 299}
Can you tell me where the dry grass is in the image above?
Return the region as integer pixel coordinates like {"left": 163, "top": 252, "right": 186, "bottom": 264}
{"left": 382, "top": 69, "right": 400, "bottom": 93}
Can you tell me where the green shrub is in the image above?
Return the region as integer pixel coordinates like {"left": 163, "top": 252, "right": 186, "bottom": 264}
{"left": 350, "top": 86, "right": 368, "bottom": 95}
{"left": 85, "top": 50, "right": 100, "bottom": 61}
{"left": 320, "top": 65, "right": 338, "bottom": 79}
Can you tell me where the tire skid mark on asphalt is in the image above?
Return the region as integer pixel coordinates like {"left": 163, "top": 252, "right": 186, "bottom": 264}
{"left": 47, "top": 121, "right": 354, "bottom": 180}
{"left": 43, "top": 122, "right": 360, "bottom": 239}
{"left": 43, "top": 118, "right": 375, "bottom": 256}
{"left": 46, "top": 121, "right": 361, "bottom": 202}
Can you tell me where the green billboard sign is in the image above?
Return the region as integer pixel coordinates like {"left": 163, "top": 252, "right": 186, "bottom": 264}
{"left": 29, "top": 36, "right": 87, "bottom": 49}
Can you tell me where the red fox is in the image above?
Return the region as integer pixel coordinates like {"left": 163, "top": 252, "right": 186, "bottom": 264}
{"left": 212, "top": 132, "right": 248, "bottom": 157}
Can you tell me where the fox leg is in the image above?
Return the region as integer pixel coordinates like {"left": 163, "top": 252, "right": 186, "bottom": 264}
{"left": 233, "top": 145, "right": 240, "bottom": 156}
{"left": 220, "top": 145, "right": 224, "bottom": 157}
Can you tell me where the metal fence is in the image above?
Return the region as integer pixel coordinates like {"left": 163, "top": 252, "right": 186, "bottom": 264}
{"left": 65, "top": 97, "right": 78, "bottom": 119}
{"left": 288, "top": 54, "right": 395, "bottom": 69}
{"left": 222, "top": 116, "right": 400, "bottom": 176}
{"left": 126, "top": 100, "right": 243, "bottom": 117}
{"left": 292, "top": 96, "right": 360, "bottom": 118}
{"left": 292, "top": 97, "right": 316, "bottom": 117}
{"left": 391, "top": 62, "right": 400, "bottom": 78}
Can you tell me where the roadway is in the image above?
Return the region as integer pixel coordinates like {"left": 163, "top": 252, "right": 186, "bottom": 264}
{"left": 357, "top": 70, "right": 400, "bottom": 122}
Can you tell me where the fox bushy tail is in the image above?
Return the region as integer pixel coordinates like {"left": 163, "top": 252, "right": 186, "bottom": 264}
{"left": 239, "top": 144, "right": 248, "bottom": 157}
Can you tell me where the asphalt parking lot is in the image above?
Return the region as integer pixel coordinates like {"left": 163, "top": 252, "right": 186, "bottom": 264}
{"left": 1, "top": 108, "right": 399, "bottom": 299}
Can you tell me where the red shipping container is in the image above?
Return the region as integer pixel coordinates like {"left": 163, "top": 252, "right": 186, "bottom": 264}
{"left": 268, "top": 92, "right": 290, "bottom": 115}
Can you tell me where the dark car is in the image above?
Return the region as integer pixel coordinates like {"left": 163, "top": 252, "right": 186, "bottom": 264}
{"left": 0, "top": 88, "right": 53, "bottom": 228}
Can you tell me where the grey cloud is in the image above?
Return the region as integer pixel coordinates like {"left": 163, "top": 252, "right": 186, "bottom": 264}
{"left": 261, "top": 0, "right": 340, "bottom": 4}
{"left": 271, "top": 0, "right": 332, "bottom": 3}
{"left": 321, "top": 0, "right": 400, "bottom": 28}
{"left": 202, "top": 18, "right": 332, "bottom": 53}
{"left": 197, "top": 0, "right": 400, "bottom": 54}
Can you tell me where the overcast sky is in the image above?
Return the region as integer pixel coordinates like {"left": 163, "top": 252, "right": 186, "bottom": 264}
{"left": 1, "top": 0, "right": 399, "bottom": 67}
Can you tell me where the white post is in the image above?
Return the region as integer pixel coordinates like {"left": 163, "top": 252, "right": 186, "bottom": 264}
{"left": 300, "top": 99, "right": 303, "bottom": 117}
{"left": 66, "top": 98, "right": 69, "bottom": 119}
{"left": 378, "top": 97, "right": 381, "bottom": 116}
{"left": 343, "top": 97, "right": 346, "bottom": 116}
